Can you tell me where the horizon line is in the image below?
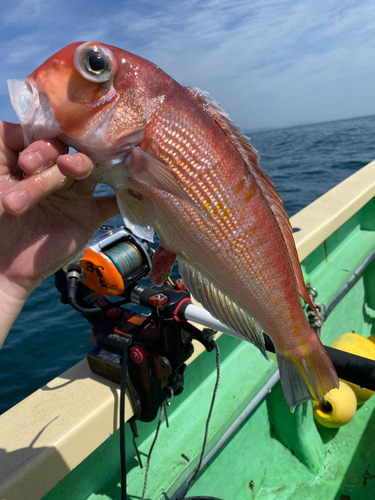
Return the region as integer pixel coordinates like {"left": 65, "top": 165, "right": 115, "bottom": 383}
{"left": 245, "top": 112, "right": 375, "bottom": 135}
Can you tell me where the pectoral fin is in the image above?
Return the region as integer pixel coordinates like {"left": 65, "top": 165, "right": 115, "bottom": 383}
{"left": 115, "top": 189, "right": 155, "bottom": 242}
{"left": 126, "top": 147, "right": 200, "bottom": 211}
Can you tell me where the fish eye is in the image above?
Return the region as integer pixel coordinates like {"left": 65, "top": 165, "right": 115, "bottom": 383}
{"left": 74, "top": 42, "right": 116, "bottom": 83}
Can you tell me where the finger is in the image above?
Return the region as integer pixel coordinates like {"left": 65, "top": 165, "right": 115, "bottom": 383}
{"left": 2, "top": 164, "right": 71, "bottom": 216}
{"left": 19, "top": 139, "right": 68, "bottom": 175}
{"left": 57, "top": 153, "right": 95, "bottom": 180}
{"left": 0, "top": 121, "right": 24, "bottom": 152}
{"left": 0, "top": 122, "right": 24, "bottom": 173}
{"left": 57, "top": 153, "right": 98, "bottom": 196}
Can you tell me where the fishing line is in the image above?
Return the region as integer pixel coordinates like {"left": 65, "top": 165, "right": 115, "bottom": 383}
{"left": 105, "top": 242, "right": 143, "bottom": 279}
{"left": 120, "top": 314, "right": 153, "bottom": 500}
{"left": 183, "top": 340, "right": 221, "bottom": 498}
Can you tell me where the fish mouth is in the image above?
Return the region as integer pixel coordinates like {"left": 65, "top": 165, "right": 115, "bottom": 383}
{"left": 7, "top": 78, "right": 145, "bottom": 168}
{"left": 7, "top": 78, "right": 62, "bottom": 146}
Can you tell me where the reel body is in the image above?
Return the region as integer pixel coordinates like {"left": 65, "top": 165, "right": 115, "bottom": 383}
{"left": 77, "top": 226, "right": 152, "bottom": 296}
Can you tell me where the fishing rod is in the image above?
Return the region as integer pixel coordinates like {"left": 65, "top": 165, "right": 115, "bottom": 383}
{"left": 178, "top": 301, "right": 375, "bottom": 392}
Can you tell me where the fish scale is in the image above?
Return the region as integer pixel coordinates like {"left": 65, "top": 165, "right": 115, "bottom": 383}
{"left": 147, "top": 124, "right": 237, "bottom": 241}
{"left": 8, "top": 41, "right": 339, "bottom": 408}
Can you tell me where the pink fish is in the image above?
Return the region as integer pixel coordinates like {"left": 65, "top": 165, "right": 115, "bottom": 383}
{"left": 8, "top": 42, "right": 338, "bottom": 407}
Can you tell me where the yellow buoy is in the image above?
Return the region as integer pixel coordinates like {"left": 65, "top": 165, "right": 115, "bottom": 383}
{"left": 330, "top": 332, "right": 375, "bottom": 405}
{"left": 312, "top": 381, "right": 357, "bottom": 428}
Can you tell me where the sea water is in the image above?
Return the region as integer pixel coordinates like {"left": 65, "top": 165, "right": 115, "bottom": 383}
{"left": 1, "top": 114, "right": 375, "bottom": 415}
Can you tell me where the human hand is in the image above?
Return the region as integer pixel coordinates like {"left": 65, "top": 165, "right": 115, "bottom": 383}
{"left": 0, "top": 121, "right": 119, "bottom": 346}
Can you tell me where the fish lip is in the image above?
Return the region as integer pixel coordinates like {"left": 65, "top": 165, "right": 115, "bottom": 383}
{"left": 7, "top": 78, "right": 62, "bottom": 146}
{"left": 8, "top": 78, "right": 38, "bottom": 127}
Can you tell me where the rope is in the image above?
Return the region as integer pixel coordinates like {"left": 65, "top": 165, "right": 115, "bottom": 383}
{"left": 120, "top": 314, "right": 153, "bottom": 500}
{"left": 141, "top": 405, "right": 165, "bottom": 500}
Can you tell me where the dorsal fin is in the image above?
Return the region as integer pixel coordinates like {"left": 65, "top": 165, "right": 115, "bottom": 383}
{"left": 187, "top": 87, "right": 321, "bottom": 321}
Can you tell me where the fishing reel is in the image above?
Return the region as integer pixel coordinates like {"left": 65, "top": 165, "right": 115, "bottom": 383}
{"left": 56, "top": 225, "right": 215, "bottom": 423}
{"left": 67, "top": 226, "right": 152, "bottom": 298}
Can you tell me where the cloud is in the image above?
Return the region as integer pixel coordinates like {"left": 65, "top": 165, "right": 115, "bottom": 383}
{"left": 1, "top": 0, "right": 375, "bottom": 128}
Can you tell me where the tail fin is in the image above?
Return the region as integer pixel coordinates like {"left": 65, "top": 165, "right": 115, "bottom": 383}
{"left": 275, "top": 336, "right": 339, "bottom": 409}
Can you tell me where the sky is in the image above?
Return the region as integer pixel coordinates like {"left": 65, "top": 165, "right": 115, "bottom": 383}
{"left": 1, "top": 0, "right": 375, "bottom": 130}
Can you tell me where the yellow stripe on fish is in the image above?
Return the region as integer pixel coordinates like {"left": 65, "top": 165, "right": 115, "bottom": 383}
{"left": 220, "top": 208, "right": 232, "bottom": 221}
{"left": 245, "top": 184, "right": 256, "bottom": 202}
{"left": 200, "top": 198, "right": 232, "bottom": 221}
{"left": 235, "top": 178, "right": 245, "bottom": 191}
{"left": 201, "top": 198, "right": 211, "bottom": 210}
{"left": 212, "top": 200, "right": 226, "bottom": 215}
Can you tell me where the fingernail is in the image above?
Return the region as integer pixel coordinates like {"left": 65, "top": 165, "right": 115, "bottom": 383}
{"left": 5, "top": 190, "right": 28, "bottom": 213}
{"left": 20, "top": 151, "right": 44, "bottom": 172}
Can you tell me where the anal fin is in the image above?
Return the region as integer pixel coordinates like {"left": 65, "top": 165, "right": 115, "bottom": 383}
{"left": 179, "top": 259, "right": 268, "bottom": 359}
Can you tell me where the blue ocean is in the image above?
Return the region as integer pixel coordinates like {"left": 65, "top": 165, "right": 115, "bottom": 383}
{"left": 1, "top": 114, "right": 375, "bottom": 415}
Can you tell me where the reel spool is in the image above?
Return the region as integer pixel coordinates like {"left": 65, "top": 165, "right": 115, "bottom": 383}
{"left": 78, "top": 226, "right": 152, "bottom": 296}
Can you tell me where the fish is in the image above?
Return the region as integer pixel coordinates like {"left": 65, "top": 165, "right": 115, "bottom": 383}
{"left": 8, "top": 41, "right": 339, "bottom": 408}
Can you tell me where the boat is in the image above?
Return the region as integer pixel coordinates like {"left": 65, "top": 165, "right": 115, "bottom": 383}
{"left": 2, "top": 158, "right": 375, "bottom": 500}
